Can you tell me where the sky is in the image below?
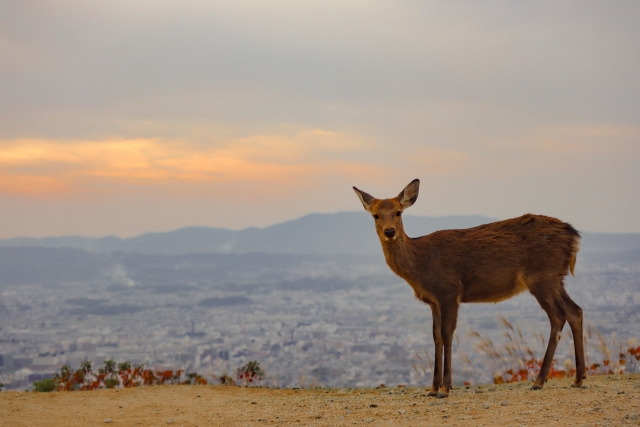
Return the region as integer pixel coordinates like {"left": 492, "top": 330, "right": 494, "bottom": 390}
{"left": 1, "top": 1, "right": 639, "bottom": 238}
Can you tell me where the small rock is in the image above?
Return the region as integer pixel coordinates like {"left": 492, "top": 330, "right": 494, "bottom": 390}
{"left": 580, "top": 385, "right": 588, "bottom": 389}
{"left": 104, "top": 420, "right": 112, "bottom": 424}
{"left": 369, "top": 404, "right": 378, "bottom": 408}
{"left": 166, "top": 420, "right": 175, "bottom": 425}
{"left": 365, "top": 418, "right": 376, "bottom": 423}
{"left": 313, "top": 415, "right": 322, "bottom": 419}
{"left": 196, "top": 394, "right": 201, "bottom": 397}
{"left": 442, "top": 414, "right": 449, "bottom": 419}
{"left": 488, "top": 386, "right": 496, "bottom": 392}
{"left": 474, "top": 390, "right": 484, "bottom": 394}
{"left": 500, "top": 401, "right": 509, "bottom": 406}
{"left": 482, "top": 403, "right": 490, "bottom": 409}
{"left": 251, "top": 401, "right": 257, "bottom": 404}
{"left": 628, "top": 414, "right": 638, "bottom": 420}
{"left": 618, "top": 391, "right": 625, "bottom": 394}
{"left": 397, "top": 409, "right": 406, "bottom": 414}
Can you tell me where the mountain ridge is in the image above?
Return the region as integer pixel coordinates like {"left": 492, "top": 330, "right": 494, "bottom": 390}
{"left": 1, "top": 212, "right": 639, "bottom": 256}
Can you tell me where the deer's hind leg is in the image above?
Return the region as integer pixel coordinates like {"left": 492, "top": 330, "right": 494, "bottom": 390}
{"left": 428, "top": 304, "right": 443, "bottom": 397}
{"left": 528, "top": 278, "right": 568, "bottom": 390}
{"left": 562, "top": 291, "right": 586, "bottom": 387}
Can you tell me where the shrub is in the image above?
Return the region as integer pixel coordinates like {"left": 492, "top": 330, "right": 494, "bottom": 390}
{"left": 104, "top": 378, "right": 119, "bottom": 389}
{"left": 237, "top": 360, "right": 264, "bottom": 386}
{"left": 218, "top": 374, "right": 236, "bottom": 386}
{"left": 46, "top": 359, "right": 213, "bottom": 391}
{"left": 33, "top": 378, "right": 56, "bottom": 392}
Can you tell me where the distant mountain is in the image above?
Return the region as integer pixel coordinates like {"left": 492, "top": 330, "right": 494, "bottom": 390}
{"left": 1, "top": 212, "right": 639, "bottom": 257}
{"left": 0, "top": 213, "right": 496, "bottom": 256}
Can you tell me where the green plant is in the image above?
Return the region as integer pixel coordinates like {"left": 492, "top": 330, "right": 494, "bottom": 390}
{"left": 104, "top": 378, "right": 119, "bottom": 389}
{"left": 33, "top": 378, "right": 56, "bottom": 392}
{"left": 48, "top": 359, "right": 208, "bottom": 390}
{"left": 237, "top": 360, "right": 264, "bottom": 386}
{"left": 182, "top": 372, "right": 207, "bottom": 385}
{"left": 218, "top": 374, "right": 235, "bottom": 385}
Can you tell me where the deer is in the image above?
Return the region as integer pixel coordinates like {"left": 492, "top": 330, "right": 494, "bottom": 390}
{"left": 353, "top": 179, "right": 584, "bottom": 398}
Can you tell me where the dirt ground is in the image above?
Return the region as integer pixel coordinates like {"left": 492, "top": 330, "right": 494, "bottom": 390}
{"left": 2, "top": 375, "right": 639, "bottom": 427}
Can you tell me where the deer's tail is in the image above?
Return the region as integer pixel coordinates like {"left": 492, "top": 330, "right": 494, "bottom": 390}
{"left": 569, "top": 241, "right": 579, "bottom": 276}
{"left": 565, "top": 223, "right": 580, "bottom": 277}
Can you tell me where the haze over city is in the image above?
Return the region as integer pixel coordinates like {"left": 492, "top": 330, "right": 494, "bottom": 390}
{"left": 1, "top": 1, "right": 639, "bottom": 239}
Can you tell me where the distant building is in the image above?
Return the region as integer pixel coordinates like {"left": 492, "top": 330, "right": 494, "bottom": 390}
{"left": 12, "top": 357, "right": 33, "bottom": 370}
{"left": 0, "top": 353, "right": 13, "bottom": 370}
{"left": 350, "top": 343, "right": 379, "bottom": 354}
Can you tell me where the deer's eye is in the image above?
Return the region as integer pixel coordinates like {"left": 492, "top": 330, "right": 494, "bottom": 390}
{"left": 373, "top": 214, "right": 379, "bottom": 220}
{"left": 396, "top": 211, "right": 402, "bottom": 217}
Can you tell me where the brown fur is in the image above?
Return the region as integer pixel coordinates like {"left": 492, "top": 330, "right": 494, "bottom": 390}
{"left": 354, "top": 179, "right": 584, "bottom": 398}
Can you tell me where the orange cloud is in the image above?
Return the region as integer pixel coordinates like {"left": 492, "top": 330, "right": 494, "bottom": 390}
{"left": 0, "top": 131, "right": 377, "bottom": 199}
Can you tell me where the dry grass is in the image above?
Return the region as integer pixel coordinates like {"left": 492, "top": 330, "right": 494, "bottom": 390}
{"left": 411, "top": 317, "right": 640, "bottom": 386}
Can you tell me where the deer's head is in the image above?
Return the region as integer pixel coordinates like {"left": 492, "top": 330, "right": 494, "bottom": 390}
{"left": 353, "top": 179, "right": 420, "bottom": 242}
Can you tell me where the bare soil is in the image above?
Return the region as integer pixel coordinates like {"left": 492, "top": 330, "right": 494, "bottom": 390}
{"left": 2, "top": 375, "right": 640, "bottom": 426}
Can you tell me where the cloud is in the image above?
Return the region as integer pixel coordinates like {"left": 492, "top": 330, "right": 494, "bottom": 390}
{"left": 0, "top": 2, "right": 638, "bottom": 235}
{"left": 0, "top": 130, "right": 379, "bottom": 198}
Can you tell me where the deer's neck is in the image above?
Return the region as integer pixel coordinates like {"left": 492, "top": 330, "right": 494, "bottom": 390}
{"left": 381, "top": 232, "right": 418, "bottom": 281}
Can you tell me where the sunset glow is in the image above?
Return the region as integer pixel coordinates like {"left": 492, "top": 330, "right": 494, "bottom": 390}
{"left": 0, "top": 131, "right": 379, "bottom": 198}
{"left": 1, "top": 2, "right": 638, "bottom": 237}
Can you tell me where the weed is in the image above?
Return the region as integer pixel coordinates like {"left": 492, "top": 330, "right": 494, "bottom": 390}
{"left": 33, "top": 378, "right": 56, "bottom": 392}
{"left": 413, "top": 316, "right": 640, "bottom": 386}
{"left": 48, "top": 359, "right": 210, "bottom": 391}
{"left": 237, "top": 360, "right": 264, "bottom": 386}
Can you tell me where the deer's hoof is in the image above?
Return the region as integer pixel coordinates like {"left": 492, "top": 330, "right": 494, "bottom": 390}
{"left": 530, "top": 384, "right": 543, "bottom": 391}
{"left": 427, "top": 390, "right": 438, "bottom": 397}
{"left": 435, "top": 392, "right": 449, "bottom": 399}
{"left": 571, "top": 380, "right": 583, "bottom": 388}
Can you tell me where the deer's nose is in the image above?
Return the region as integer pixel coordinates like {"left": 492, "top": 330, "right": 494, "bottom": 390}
{"left": 384, "top": 228, "right": 396, "bottom": 238}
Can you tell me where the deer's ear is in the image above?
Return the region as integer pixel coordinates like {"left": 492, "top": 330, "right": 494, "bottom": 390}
{"left": 353, "top": 187, "right": 375, "bottom": 213}
{"left": 398, "top": 179, "right": 420, "bottom": 209}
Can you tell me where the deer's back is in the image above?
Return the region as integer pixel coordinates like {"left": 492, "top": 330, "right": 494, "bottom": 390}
{"left": 411, "top": 214, "right": 579, "bottom": 302}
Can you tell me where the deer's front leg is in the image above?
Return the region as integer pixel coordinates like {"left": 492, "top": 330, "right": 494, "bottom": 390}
{"left": 428, "top": 304, "right": 442, "bottom": 397}
{"left": 436, "top": 300, "right": 459, "bottom": 398}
